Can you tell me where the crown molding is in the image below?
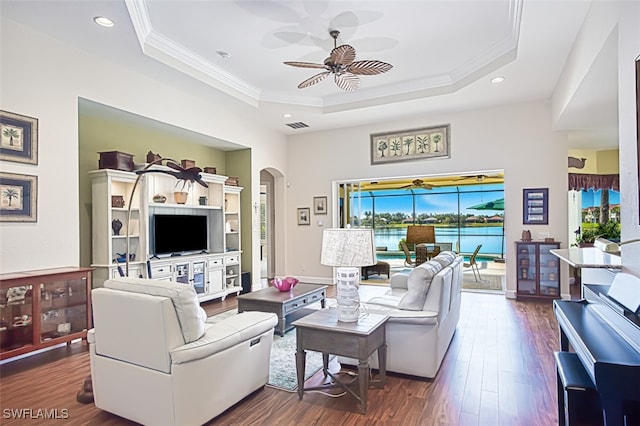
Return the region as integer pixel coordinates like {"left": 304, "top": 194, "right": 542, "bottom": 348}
{"left": 125, "top": 0, "right": 523, "bottom": 113}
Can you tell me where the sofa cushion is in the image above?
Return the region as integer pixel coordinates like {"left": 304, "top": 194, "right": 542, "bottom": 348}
{"left": 398, "top": 260, "right": 443, "bottom": 310}
{"left": 105, "top": 277, "right": 206, "bottom": 343}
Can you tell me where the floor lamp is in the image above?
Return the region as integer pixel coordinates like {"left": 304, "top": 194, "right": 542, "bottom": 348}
{"left": 78, "top": 158, "right": 208, "bottom": 404}
{"left": 320, "top": 228, "right": 376, "bottom": 322}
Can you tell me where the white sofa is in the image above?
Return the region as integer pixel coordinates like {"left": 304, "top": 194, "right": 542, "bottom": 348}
{"left": 89, "top": 277, "right": 277, "bottom": 426}
{"left": 339, "top": 251, "right": 463, "bottom": 378}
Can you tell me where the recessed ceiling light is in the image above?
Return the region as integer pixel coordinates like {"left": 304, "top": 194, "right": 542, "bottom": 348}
{"left": 93, "top": 16, "right": 114, "bottom": 28}
{"left": 216, "top": 51, "right": 231, "bottom": 60}
{"left": 283, "top": 113, "right": 292, "bottom": 118}
{"left": 491, "top": 76, "right": 505, "bottom": 83}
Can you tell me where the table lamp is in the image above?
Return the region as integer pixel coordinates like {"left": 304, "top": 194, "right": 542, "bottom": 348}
{"left": 321, "top": 228, "right": 376, "bottom": 322}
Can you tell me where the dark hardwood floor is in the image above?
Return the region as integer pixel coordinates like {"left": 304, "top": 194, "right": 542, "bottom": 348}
{"left": 0, "top": 286, "right": 563, "bottom": 425}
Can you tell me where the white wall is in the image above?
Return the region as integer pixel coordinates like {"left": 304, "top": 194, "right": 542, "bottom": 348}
{"left": 553, "top": 1, "right": 640, "bottom": 275}
{"left": 616, "top": 1, "right": 640, "bottom": 274}
{"left": 0, "top": 18, "right": 288, "bottom": 277}
{"left": 287, "top": 100, "right": 569, "bottom": 297}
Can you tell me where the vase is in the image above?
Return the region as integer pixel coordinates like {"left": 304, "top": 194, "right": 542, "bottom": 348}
{"left": 111, "top": 218, "right": 123, "bottom": 236}
{"left": 173, "top": 192, "right": 188, "bottom": 204}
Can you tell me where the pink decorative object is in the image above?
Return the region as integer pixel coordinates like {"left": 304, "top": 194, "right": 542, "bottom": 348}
{"left": 271, "top": 276, "right": 299, "bottom": 292}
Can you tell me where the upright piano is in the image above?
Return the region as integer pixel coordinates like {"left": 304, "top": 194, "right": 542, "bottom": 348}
{"left": 554, "top": 272, "right": 640, "bottom": 425}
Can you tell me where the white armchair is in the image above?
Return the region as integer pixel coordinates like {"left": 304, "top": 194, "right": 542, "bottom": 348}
{"left": 89, "top": 277, "right": 277, "bottom": 426}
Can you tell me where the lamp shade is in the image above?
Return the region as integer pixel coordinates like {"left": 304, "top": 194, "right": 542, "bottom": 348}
{"left": 405, "top": 225, "right": 435, "bottom": 245}
{"left": 320, "top": 228, "right": 376, "bottom": 267}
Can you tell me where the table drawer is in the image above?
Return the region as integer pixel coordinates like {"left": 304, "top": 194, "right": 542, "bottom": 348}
{"left": 225, "top": 255, "right": 240, "bottom": 265}
{"left": 208, "top": 258, "right": 223, "bottom": 268}
{"left": 150, "top": 264, "right": 172, "bottom": 278}
{"left": 283, "top": 291, "right": 325, "bottom": 314}
{"left": 284, "top": 297, "right": 309, "bottom": 314}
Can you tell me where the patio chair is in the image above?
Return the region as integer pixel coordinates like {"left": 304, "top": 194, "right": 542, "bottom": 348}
{"left": 463, "top": 244, "right": 482, "bottom": 281}
{"left": 401, "top": 241, "right": 416, "bottom": 267}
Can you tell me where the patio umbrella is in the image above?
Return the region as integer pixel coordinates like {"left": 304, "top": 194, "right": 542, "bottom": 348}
{"left": 467, "top": 198, "right": 505, "bottom": 259}
{"left": 467, "top": 198, "right": 504, "bottom": 210}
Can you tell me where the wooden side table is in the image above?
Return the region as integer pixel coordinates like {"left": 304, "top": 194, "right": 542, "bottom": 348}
{"left": 292, "top": 309, "right": 388, "bottom": 414}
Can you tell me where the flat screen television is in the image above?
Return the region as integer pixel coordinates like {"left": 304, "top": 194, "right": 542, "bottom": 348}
{"left": 152, "top": 214, "right": 208, "bottom": 255}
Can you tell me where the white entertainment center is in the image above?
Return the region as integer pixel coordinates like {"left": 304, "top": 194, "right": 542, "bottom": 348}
{"left": 90, "top": 167, "right": 243, "bottom": 302}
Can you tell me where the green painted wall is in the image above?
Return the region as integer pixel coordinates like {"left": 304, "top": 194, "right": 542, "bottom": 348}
{"left": 79, "top": 110, "right": 250, "bottom": 280}
{"left": 226, "top": 149, "right": 252, "bottom": 276}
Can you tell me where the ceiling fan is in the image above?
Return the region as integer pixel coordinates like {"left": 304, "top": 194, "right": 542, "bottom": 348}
{"left": 456, "top": 174, "right": 496, "bottom": 182}
{"left": 283, "top": 29, "right": 393, "bottom": 91}
{"left": 400, "top": 179, "right": 434, "bottom": 190}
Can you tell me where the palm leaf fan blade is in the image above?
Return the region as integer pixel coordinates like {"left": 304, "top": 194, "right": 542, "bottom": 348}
{"left": 298, "top": 71, "right": 330, "bottom": 89}
{"left": 334, "top": 72, "right": 360, "bottom": 91}
{"left": 347, "top": 60, "right": 393, "bottom": 75}
{"left": 283, "top": 61, "right": 327, "bottom": 69}
{"left": 330, "top": 45, "right": 356, "bottom": 65}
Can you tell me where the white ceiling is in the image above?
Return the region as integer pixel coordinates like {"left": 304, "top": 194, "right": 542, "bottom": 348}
{"left": 1, "top": 0, "right": 619, "bottom": 149}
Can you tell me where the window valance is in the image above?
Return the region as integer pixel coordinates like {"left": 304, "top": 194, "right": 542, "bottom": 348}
{"left": 568, "top": 173, "right": 619, "bottom": 191}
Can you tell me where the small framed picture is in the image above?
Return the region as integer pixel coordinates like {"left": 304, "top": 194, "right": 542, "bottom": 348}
{"left": 0, "top": 110, "right": 38, "bottom": 165}
{"left": 313, "top": 196, "right": 327, "bottom": 215}
{"left": 0, "top": 172, "right": 38, "bottom": 222}
{"left": 523, "top": 188, "right": 548, "bottom": 225}
{"left": 297, "top": 207, "right": 310, "bottom": 225}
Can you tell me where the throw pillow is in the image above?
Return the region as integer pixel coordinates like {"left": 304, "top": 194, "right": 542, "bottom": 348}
{"left": 105, "top": 277, "right": 206, "bottom": 343}
{"left": 398, "top": 261, "right": 443, "bottom": 310}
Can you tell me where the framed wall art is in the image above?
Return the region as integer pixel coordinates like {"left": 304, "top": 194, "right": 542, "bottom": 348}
{"left": 0, "top": 172, "right": 38, "bottom": 222}
{"left": 297, "top": 207, "right": 310, "bottom": 225}
{"left": 313, "top": 196, "right": 327, "bottom": 214}
{"left": 523, "top": 188, "right": 548, "bottom": 225}
{"left": 370, "top": 124, "right": 450, "bottom": 165}
{"left": 0, "top": 110, "right": 38, "bottom": 165}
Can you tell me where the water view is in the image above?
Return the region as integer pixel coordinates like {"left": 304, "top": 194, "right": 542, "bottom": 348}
{"left": 373, "top": 226, "right": 504, "bottom": 257}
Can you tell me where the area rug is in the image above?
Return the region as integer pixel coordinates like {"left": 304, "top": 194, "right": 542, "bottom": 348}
{"left": 462, "top": 272, "right": 504, "bottom": 291}
{"left": 268, "top": 329, "right": 326, "bottom": 392}
{"left": 207, "top": 309, "right": 326, "bottom": 392}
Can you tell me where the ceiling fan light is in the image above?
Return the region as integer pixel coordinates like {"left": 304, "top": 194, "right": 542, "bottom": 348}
{"left": 284, "top": 28, "right": 392, "bottom": 91}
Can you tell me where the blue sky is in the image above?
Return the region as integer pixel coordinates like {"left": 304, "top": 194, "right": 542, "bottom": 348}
{"left": 356, "top": 187, "right": 620, "bottom": 217}
{"left": 581, "top": 189, "right": 620, "bottom": 208}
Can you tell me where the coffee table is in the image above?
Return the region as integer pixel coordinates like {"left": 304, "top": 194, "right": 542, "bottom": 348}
{"left": 236, "top": 283, "right": 327, "bottom": 336}
{"left": 292, "top": 309, "right": 388, "bottom": 414}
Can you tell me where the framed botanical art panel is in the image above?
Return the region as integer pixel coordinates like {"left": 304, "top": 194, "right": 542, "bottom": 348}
{"left": 0, "top": 110, "right": 38, "bottom": 165}
{"left": 297, "top": 207, "right": 310, "bottom": 225}
{"left": 523, "top": 188, "right": 548, "bottom": 225}
{"left": 313, "top": 196, "right": 327, "bottom": 214}
{"left": 0, "top": 172, "right": 38, "bottom": 222}
{"left": 370, "top": 124, "right": 450, "bottom": 165}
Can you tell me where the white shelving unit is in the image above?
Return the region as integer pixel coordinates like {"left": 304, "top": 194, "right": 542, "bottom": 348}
{"left": 223, "top": 186, "right": 243, "bottom": 295}
{"left": 90, "top": 167, "right": 243, "bottom": 302}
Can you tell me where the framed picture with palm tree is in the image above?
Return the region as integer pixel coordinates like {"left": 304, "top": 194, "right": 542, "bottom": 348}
{"left": 0, "top": 110, "right": 38, "bottom": 165}
{"left": 0, "top": 172, "right": 37, "bottom": 222}
{"left": 370, "top": 124, "right": 450, "bottom": 165}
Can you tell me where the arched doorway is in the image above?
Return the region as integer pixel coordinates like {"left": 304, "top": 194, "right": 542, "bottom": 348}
{"left": 259, "top": 168, "right": 285, "bottom": 285}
